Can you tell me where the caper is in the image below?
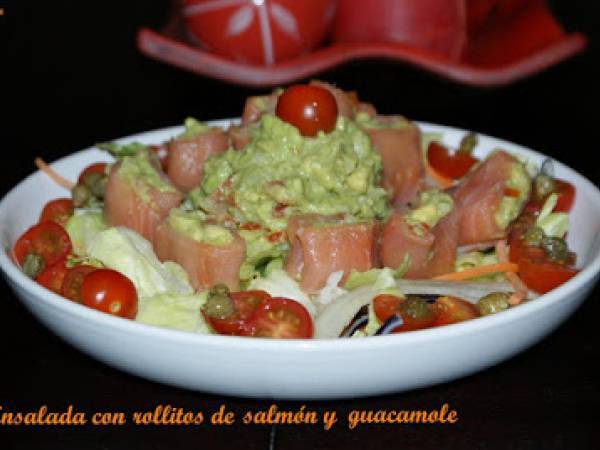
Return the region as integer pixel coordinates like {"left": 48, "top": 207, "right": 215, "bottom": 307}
{"left": 22, "top": 252, "right": 45, "bottom": 278}
{"left": 210, "top": 283, "right": 230, "bottom": 297}
{"left": 523, "top": 226, "right": 544, "bottom": 247}
{"left": 203, "top": 293, "right": 234, "bottom": 319}
{"left": 477, "top": 292, "right": 510, "bottom": 316}
{"left": 541, "top": 236, "right": 569, "bottom": 262}
{"left": 71, "top": 184, "right": 90, "bottom": 207}
{"left": 533, "top": 173, "right": 556, "bottom": 202}
{"left": 83, "top": 172, "right": 107, "bottom": 198}
{"left": 459, "top": 132, "right": 478, "bottom": 154}
{"left": 400, "top": 296, "right": 433, "bottom": 320}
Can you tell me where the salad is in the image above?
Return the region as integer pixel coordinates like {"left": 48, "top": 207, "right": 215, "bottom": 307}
{"left": 12, "top": 81, "right": 579, "bottom": 339}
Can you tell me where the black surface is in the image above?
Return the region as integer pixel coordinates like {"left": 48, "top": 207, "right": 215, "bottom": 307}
{"left": 1, "top": 1, "right": 599, "bottom": 449}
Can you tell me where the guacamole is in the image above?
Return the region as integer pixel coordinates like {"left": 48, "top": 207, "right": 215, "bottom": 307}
{"left": 166, "top": 209, "right": 233, "bottom": 246}
{"left": 189, "top": 114, "right": 390, "bottom": 231}
{"left": 495, "top": 161, "right": 532, "bottom": 229}
{"left": 118, "top": 150, "right": 177, "bottom": 204}
{"left": 405, "top": 189, "right": 454, "bottom": 230}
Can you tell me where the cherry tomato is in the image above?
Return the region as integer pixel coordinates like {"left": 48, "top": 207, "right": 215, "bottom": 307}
{"left": 77, "top": 163, "right": 107, "bottom": 184}
{"left": 508, "top": 211, "right": 579, "bottom": 293}
{"left": 245, "top": 297, "right": 313, "bottom": 339}
{"left": 524, "top": 179, "right": 576, "bottom": 214}
{"left": 81, "top": 269, "right": 138, "bottom": 319}
{"left": 519, "top": 257, "right": 579, "bottom": 294}
{"left": 276, "top": 85, "right": 338, "bottom": 137}
{"left": 427, "top": 142, "right": 478, "bottom": 180}
{"left": 36, "top": 259, "right": 68, "bottom": 294}
{"left": 554, "top": 180, "right": 576, "bottom": 212}
{"left": 373, "top": 295, "right": 438, "bottom": 332}
{"left": 433, "top": 297, "right": 479, "bottom": 326}
{"left": 39, "top": 198, "right": 74, "bottom": 226}
{"left": 205, "top": 290, "right": 271, "bottom": 336}
{"left": 13, "top": 221, "right": 72, "bottom": 268}
{"left": 61, "top": 265, "right": 97, "bottom": 302}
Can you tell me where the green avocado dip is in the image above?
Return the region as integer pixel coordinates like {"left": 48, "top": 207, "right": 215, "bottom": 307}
{"left": 166, "top": 209, "right": 233, "bottom": 246}
{"left": 184, "top": 113, "right": 391, "bottom": 283}
{"left": 495, "top": 160, "right": 532, "bottom": 230}
{"left": 188, "top": 114, "right": 390, "bottom": 232}
{"left": 118, "top": 150, "right": 177, "bottom": 204}
{"left": 405, "top": 189, "right": 454, "bottom": 235}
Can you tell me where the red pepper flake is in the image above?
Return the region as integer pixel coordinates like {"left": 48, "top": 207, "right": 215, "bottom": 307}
{"left": 240, "top": 222, "right": 262, "bottom": 231}
{"left": 504, "top": 187, "right": 520, "bottom": 198}
{"left": 267, "top": 231, "right": 283, "bottom": 242}
{"left": 273, "top": 203, "right": 288, "bottom": 217}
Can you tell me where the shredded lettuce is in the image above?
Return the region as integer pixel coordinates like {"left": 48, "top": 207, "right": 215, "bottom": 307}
{"left": 455, "top": 251, "right": 503, "bottom": 281}
{"left": 87, "top": 227, "right": 193, "bottom": 298}
{"left": 65, "top": 210, "right": 108, "bottom": 255}
{"left": 248, "top": 269, "right": 317, "bottom": 317}
{"left": 136, "top": 292, "right": 211, "bottom": 333}
{"left": 97, "top": 141, "right": 147, "bottom": 159}
{"left": 344, "top": 255, "right": 411, "bottom": 290}
{"left": 315, "top": 271, "right": 347, "bottom": 308}
{"left": 536, "top": 193, "right": 569, "bottom": 238}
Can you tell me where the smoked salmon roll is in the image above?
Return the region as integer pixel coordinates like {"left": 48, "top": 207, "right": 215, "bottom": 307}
{"left": 167, "top": 127, "right": 229, "bottom": 192}
{"left": 285, "top": 214, "right": 378, "bottom": 293}
{"left": 104, "top": 151, "right": 183, "bottom": 244}
{"left": 364, "top": 120, "right": 424, "bottom": 207}
{"left": 453, "top": 151, "right": 531, "bottom": 245}
{"left": 154, "top": 211, "right": 246, "bottom": 291}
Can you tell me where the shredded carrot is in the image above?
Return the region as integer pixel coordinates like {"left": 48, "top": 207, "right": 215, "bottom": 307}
{"left": 35, "top": 158, "right": 75, "bottom": 190}
{"left": 495, "top": 240, "right": 529, "bottom": 295}
{"left": 425, "top": 163, "right": 455, "bottom": 189}
{"left": 433, "top": 262, "right": 519, "bottom": 281}
{"left": 508, "top": 291, "right": 527, "bottom": 306}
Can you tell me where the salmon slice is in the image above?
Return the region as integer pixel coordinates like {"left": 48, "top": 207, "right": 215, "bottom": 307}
{"left": 104, "top": 158, "right": 183, "bottom": 244}
{"left": 379, "top": 211, "right": 458, "bottom": 279}
{"left": 285, "top": 214, "right": 378, "bottom": 293}
{"left": 154, "top": 222, "right": 246, "bottom": 291}
{"left": 453, "top": 151, "right": 517, "bottom": 245}
{"left": 379, "top": 212, "right": 434, "bottom": 276}
{"left": 166, "top": 128, "right": 229, "bottom": 192}
{"left": 365, "top": 122, "right": 424, "bottom": 207}
{"left": 241, "top": 92, "right": 280, "bottom": 125}
{"left": 228, "top": 125, "right": 252, "bottom": 150}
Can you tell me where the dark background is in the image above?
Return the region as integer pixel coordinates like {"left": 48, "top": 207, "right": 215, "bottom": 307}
{"left": 1, "top": 1, "right": 599, "bottom": 449}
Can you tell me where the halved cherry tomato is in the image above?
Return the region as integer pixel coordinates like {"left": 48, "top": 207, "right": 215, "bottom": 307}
{"left": 205, "top": 290, "right": 271, "bottom": 336}
{"left": 36, "top": 259, "right": 68, "bottom": 294}
{"left": 508, "top": 211, "right": 578, "bottom": 293}
{"left": 373, "top": 294, "right": 438, "bottom": 332}
{"left": 554, "top": 180, "right": 576, "bottom": 212}
{"left": 433, "top": 296, "right": 479, "bottom": 326}
{"left": 61, "top": 265, "right": 97, "bottom": 302}
{"left": 77, "top": 163, "right": 107, "bottom": 184}
{"left": 427, "top": 142, "right": 478, "bottom": 180}
{"left": 519, "top": 257, "right": 579, "bottom": 294}
{"left": 13, "top": 221, "right": 72, "bottom": 268}
{"left": 524, "top": 179, "right": 576, "bottom": 214}
{"left": 373, "top": 294, "right": 403, "bottom": 323}
{"left": 39, "top": 198, "right": 74, "bottom": 226}
{"left": 276, "top": 85, "right": 338, "bottom": 137}
{"left": 245, "top": 297, "right": 313, "bottom": 339}
{"left": 81, "top": 269, "right": 138, "bottom": 319}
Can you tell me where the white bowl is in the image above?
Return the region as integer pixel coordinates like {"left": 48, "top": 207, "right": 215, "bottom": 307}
{"left": 1, "top": 121, "right": 599, "bottom": 400}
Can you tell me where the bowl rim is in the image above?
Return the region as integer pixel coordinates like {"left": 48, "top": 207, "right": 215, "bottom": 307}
{"left": 1, "top": 120, "right": 599, "bottom": 353}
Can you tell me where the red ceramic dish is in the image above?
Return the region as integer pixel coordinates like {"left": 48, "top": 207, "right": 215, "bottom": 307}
{"left": 137, "top": 0, "right": 586, "bottom": 87}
